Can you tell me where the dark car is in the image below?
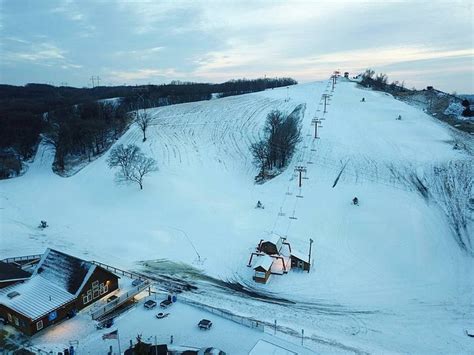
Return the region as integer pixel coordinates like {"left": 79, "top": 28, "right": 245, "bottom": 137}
{"left": 107, "top": 295, "right": 119, "bottom": 303}
{"left": 132, "top": 279, "right": 144, "bottom": 287}
{"left": 198, "top": 319, "right": 212, "bottom": 330}
{"left": 160, "top": 299, "right": 172, "bottom": 309}
{"left": 144, "top": 300, "right": 157, "bottom": 309}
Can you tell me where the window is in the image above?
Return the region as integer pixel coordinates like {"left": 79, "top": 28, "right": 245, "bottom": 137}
{"left": 93, "top": 289, "right": 99, "bottom": 299}
{"left": 92, "top": 281, "right": 99, "bottom": 288}
{"left": 99, "top": 283, "right": 108, "bottom": 295}
{"left": 36, "top": 320, "right": 43, "bottom": 331}
{"left": 83, "top": 295, "right": 88, "bottom": 304}
{"left": 13, "top": 316, "right": 19, "bottom": 326}
{"left": 7, "top": 313, "right": 12, "bottom": 323}
{"left": 255, "top": 271, "right": 266, "bottom": 279}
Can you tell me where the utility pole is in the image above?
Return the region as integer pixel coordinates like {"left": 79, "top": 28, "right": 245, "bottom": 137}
{"left": 331, "top": 74, "right": 336, "bottom": 91}
{"left": 308, "top": 238, "right": 313, "bottom": 272}
{"left": 322, "top": 94, "right": 330, "bottom": 113}
{"left": 96, "top": 76, "right": 101, "bottom": 87}
{"left": 311, "top": 118, "right": 322, "bottom": 139}
{"left": 90, "top": 76, "right": 95, "bottom": 88}
{"left": 294, "top": 166, "right": 307, "bottom": 188}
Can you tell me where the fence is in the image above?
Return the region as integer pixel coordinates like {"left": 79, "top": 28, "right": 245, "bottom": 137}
{"left": 177, "top": 294, "right": 265, "bottom": 332}
{"left": 90, "top": 260, "right": 149, "bottom": 281}
{"left": 91, "top": 281, "right": 150, "bottom": 320}
{"left": 2, "top": 254, "right": 42, "bottom": 265}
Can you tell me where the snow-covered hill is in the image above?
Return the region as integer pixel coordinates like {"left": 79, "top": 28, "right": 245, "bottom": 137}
{"left": 1, "top": 79, "right": 473, "bottom": 353}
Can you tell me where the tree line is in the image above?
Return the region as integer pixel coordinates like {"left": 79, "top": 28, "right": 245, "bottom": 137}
{"left": 251, "top": 105, "right": 304, "bottom": 182}
{"left": 0, "top": 77, "right": 297, "bottom": 178}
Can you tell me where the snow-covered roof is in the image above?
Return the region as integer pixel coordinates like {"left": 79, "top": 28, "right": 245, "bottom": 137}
{"left": 33, "top": 248, "right": 96, "bottom": 296}
{"left": 291, "top": 250, "right": 309, "bottom": 263}
{"left": 0, "top": 275, "right": 75, "bottom": 320}
{"left": 253, "top": 255, "right": 273, "bottom": 271}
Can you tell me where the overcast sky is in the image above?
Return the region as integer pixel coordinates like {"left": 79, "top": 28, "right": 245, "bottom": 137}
{"left": 1, "top": 0, "right": 473, "bottom": 92}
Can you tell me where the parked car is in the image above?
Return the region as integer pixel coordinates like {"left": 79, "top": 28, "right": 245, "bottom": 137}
{"left": 107, "top": 295, "right": 119, "bottom": 303}
{"left": 96, "top": 318, "right": 114, "bottom": 329}
{"left": 132, "top": 279, "right": 144, "bottom": 287}
{"left": 160, "top": 299, "right": 172, "bottom": 309}
{"left": 198, "top": 319, "right": 212, "bottom": 330}
{"left": 144, "top": 300, "right": 157, "bottom": 309}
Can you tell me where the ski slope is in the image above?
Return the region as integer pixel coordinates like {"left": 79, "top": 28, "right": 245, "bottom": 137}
{"left": 1, "top": 79, "right": 473, "bottom": 353}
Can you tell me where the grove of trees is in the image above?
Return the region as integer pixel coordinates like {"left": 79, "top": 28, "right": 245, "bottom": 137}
{"left": 251, "top": 105, "right": 304, "bottom": 182}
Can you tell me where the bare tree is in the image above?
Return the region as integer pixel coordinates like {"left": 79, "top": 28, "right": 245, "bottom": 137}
{"left": 107, "top": 144, "right": 157, "bottom": 190}
{"left": 135, "top": 108, "right": 152, "bottom": 142}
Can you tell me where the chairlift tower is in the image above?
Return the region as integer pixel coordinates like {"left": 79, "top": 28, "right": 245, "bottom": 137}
{"left": 322, "top": 94, "right": 330, "bottom": 113}
{"left": 294, "top": 166, "right": 307, "bottom": 188}
{"left": 311, "top": 119, "right": 322, "bottom": 139}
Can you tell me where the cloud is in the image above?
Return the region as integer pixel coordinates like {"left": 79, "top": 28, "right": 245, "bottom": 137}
{"left": 5, "top": 42, "right": 66, "bottom": 62}
{"left": 109, "top": 68, "right": 182, "bottom": 82}
{"left": 2, "top": 40, "right": 83, "bottom": 71}
{"left": 114, "top": 46, "right": 164, "bottom": 58}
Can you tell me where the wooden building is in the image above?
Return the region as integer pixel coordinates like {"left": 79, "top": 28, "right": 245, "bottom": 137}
{"left": 257, "top": 235, "right": 291, "bottom": 256}
{"left": 290, "top": 252, "right": 311, "bottom": 272}
{"left": 0, "top": 249, "right": 119, "bottom": 336}
{"left": 252, "top": 255, "right": 273, "bottom": 284}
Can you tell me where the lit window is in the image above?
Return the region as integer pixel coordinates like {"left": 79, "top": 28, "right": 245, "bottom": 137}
{"left": 36, "top": 320, "right": 43, "bottom": 330}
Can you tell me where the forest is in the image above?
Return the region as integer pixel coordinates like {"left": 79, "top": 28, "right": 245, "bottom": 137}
{"left": 0, "top": 77, "right": 297, "bottom": 178}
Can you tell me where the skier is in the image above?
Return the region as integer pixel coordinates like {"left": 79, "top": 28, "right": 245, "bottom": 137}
{"left": 397, "top": 114, "right": 402, "bottom": 120}
{"left": 352, "top": 197, "right": 359, "bottom": 206}
{"left": 256, "top": 200, "right": 264, "bottom": 209}
{"left": 361, "top": 97, "right": 365, "bottom": 102}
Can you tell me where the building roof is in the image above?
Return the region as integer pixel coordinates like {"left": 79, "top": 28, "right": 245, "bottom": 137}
{"left": 253, "top": 255, "right": 273, "bottom": 271}
{"left": 291, "top": 250, "right": 309, "bottom": 263}
{"left": 0, "top": 275, "right": 75, "bottom": 320}
{"left": 32, "top": 248, "right": 97, "bottom": 296}
{"left": 262, "top": 235, "right": 285, "bottom": 254}
{"left": 0, "top": 261, "right": 31, "bottom": 283}
{"left": 0, "top": 249, "right": 118, "bottom": 320}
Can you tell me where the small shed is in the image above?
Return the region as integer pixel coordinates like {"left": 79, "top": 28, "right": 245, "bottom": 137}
{"left": 253, "top": 255, "right": 273, "bottom": 284}
{"left": 291, "top": 251, "right": 311, "bottom": 272}
{"left": 344, "top": 72, "right": 349, "bottom": 78}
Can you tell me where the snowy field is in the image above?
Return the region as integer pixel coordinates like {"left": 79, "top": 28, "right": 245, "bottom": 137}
{"left": 1, "top": 79, "right": 473, "bottom": 353}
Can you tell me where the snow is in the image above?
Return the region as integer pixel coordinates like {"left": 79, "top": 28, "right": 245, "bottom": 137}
{"left": 1, "top": 79, "right": 473, "bottom": 353}
{"left": 30, "top": 294, "right": 315, "bottom": 354}
{"left": 253, "top": 255, "right": 273, "bottom": 271}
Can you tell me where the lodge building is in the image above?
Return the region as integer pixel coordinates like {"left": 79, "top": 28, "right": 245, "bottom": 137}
{"left": 0, "top": 248, "right": 119, "bottom": 336}
{"left": 248, "top": 235, "right": 313, "bottom": 284}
